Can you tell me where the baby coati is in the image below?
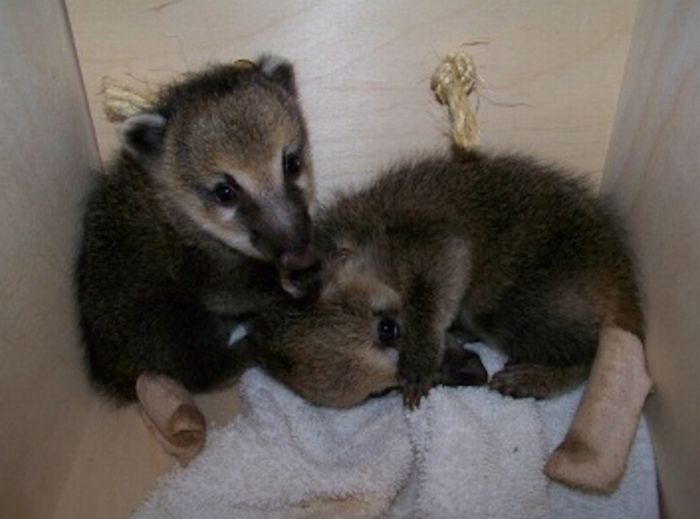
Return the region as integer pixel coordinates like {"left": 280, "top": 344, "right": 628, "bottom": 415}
{"left": 250, "top": 150, "right": 643, "bottom": 409}
{"left": 76, "top": 56, "right": 317, "bottom": 402}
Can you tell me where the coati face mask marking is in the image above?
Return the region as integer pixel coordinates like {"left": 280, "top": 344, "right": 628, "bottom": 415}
{"left": 118, "top": 57, "right": 317, "bottom": 280}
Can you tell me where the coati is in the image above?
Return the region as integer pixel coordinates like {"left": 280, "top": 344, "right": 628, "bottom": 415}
{"left": 76, "top": 56, "right": 317, "bottom": 402}
{"left": 251, "top": 150, "right": 643, "bottom": 409}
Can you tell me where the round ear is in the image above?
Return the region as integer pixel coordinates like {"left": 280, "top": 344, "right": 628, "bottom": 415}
{"left": 257, "top": 54, "right": 297, "bottom": 96}
{"left": 119, "top": 112, "right": 167, "bottom": 160}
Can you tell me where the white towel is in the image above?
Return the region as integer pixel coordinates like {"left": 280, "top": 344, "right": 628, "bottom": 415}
{"left": 391, "top": 342, "right": 549, "bottom": 519}
{"left": 133, "top": 344, "right": 658, "bottom": 519}
{"left": 133, "top": 367, "right": 412, "bottom": 519}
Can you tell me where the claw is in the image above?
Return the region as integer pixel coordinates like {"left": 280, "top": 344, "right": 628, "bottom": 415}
{"left": 489, "top": 363, "right": 552, "bottom": 399}
{"left": 400, "top": 378, "right": 432, "bottom": 410}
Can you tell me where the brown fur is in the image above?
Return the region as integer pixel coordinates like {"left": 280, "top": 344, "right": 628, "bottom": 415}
{"left": 252, "top": 150, "right": 643, "bottom": 407}
{"left": 76, "top": 57, "right": 317, "bottom": 401}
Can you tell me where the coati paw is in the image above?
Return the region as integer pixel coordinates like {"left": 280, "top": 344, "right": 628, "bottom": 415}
{"left": 400, "top": 376, "right": 433, "bottom": 410}
{"left": 489, "top": 364, "right": 556, "bottom": 399}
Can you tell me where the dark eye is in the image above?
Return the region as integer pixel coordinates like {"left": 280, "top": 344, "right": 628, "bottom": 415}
{"left": 213, "top": 182, "right": 238, "bottom": 206}
{"left": 378, "top": 318, "right": 400, "bottom": 346}
{"left": 283, "top": 152, "right": 302, "bottom": 178}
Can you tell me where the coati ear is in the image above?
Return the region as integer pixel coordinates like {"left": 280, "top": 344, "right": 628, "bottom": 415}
{"left": 257, "top": 54, "right": 297, "bottom": 96}
{"left": 317, "top": 247, "right": 353, "bottom": 300}
{"left": 119, "top": 112, "right": 167, "bottom": 160}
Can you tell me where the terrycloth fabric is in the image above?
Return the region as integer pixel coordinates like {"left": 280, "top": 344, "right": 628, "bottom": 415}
{"left": 543, "top": 390, "right": 659, "bottom": 519}
{"left": 133, "top": 344, "right": 658, "bottom": 519}
{"left": 133, "top": 368, "right": 413, "bottom": 519}
{"left": 407, "top": 387, "right": 549, "bottom": 518}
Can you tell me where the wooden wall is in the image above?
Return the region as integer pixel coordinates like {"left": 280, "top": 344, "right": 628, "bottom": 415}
{"left": 601, "top": 0, "right": 700, "bottom": 516}
{"left": 66, "top": 0, "right": 638, "bottom": 196}
{"left": 0, "top": 2, "right": 656, "bottom": 518}
{"left": 0, "top": 1, "right": 100, "bottom": 516}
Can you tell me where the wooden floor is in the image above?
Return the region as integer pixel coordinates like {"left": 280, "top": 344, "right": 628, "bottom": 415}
{"left": 53, "top": 385, "right": 241, "bottom": 519}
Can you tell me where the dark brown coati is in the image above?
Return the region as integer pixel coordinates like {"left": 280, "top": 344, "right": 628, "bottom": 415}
{"left": 76, "top": 56, "right": 317, "bottom": 402}
{"left": 250, "top": 150, "right": 643, "bottom": 409}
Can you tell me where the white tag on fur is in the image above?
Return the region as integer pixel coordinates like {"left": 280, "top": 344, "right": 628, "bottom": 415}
{"left": 228, "top": 323, "right": 249, "bottom": 347}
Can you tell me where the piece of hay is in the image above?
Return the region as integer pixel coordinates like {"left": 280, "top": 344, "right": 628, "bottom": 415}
{"left": 100, "top": 59, "right": 256, "bottom": 123}
{"left": 430, "top": 50, "right": 483, "bottom": 150}
{"left": 100, "top": 76, "right": 158, "bottom": 123}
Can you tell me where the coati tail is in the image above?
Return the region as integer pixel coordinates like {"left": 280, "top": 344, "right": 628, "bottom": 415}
{"left": 544, "top": 326, "right": 652, "bottom": 493}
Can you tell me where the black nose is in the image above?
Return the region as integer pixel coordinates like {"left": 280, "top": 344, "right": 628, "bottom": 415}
{"left": 281, "top": 246, "right": 317, "bottom": 271}
{"left": 286, "top": 237, "right": 307, "bottom": 255}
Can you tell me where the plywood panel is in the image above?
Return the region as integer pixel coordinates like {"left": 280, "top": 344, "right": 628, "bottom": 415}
{"left": 0, "top": 0, "right": 100, "bottom": 517}
{"left": 66, "top": 0, "right": 638, "bottom": 195}
{"left": 601, "top": 1, "right": 700, "bottom": 516}
{"left": 52, "top": 386, "right": 240, "bottom": 519}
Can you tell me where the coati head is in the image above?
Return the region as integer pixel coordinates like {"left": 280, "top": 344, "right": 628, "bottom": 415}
{"left": 251, "top": 260, "right": 404, "bottom": 407}
{"left": 119, "top": 56, "right": 316, "bottom": 281}
{"left": 251, "top": 245, "right": 486, "bottom": 408}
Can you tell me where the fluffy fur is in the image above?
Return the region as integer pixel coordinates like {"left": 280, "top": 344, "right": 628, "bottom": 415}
{"left": 76, "top": 57, "right": 316, "bottom": 401}
{"left": 251, "top": 149, "right": 643, "bottom": 408}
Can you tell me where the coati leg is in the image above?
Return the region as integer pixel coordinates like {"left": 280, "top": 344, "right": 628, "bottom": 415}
{"left": 464, "top": 282, "right": 599, "bottom": 399}
{"left": 395, "top": 235, "right": 471, "bottom": 409}
{"left": 136, "top": 374, "right": 206, "bottom": 466}
{"left": 399, "top": 275, "right": 447, "bottom": 409}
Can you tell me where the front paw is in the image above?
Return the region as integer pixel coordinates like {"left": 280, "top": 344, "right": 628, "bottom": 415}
{"left": 400, "top": 373, "right": 433, "bottom": 410}
{"left": 489, "top": 363, "right": 552, "bottom": 399}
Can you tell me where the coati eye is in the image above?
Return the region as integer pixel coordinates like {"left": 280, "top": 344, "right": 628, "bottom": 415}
{"left": 213, "top": 182, "right": 238, "bottom": 206}
{"left": 378, "top": 318, "right": 400, "bottom": 346}
{"left": 283, "top": 152, "right": 302, "bottom": 178}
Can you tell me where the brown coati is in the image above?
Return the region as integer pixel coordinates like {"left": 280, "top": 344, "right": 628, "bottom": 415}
{"left": 76, "top": 56, "right": 317, "bottom": 402}
{"left": 250, "top": 150, "right": 643, "bottom": 409}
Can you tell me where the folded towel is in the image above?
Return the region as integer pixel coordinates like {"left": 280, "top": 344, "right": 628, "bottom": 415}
{"left": 408, "top": 387, "right": 549, "bottom": 518}
{"left": 133, "top": 344, "right": 658, "bottom": 519}
{"left": 133, "top": 367, "right": 413, "bottom": 519}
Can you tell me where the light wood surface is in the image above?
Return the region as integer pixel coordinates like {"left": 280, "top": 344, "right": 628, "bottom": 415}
{"left": 53, "top": 386, "right": 240, "bottom": 519}
{"left": 601, "top": 1, "right": 700, "bottom": 516}
{"left": 0, "top": 2, "right": 647, "bottom": 518}
{"left": 0, "top": 1, "right": 100, "bottom": 517}
{"left": 0, "top": 3, "right": 241, "bottom": 518}
{"left": 66, "top": 0, "right": 638, "bottom": 195}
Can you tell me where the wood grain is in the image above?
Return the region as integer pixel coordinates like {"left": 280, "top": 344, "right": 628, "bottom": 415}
{"left": 0, "top": 1, "right": 100, "bottom": 517}
{"left": 601, "top": 1, "right": 700, "bottom": 516}
{"left": 66, "top": 0, "right": 638, "bottom": 195}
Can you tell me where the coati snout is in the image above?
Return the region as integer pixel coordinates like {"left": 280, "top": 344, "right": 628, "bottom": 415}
{"left": 120, "top": 56, "right": 317, "bottom": 279}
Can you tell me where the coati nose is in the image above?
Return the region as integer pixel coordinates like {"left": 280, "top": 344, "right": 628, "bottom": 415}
{"left": 286, "top": 238, "right": 306, "bottom": 255}
{"left": 280, "top": 240, "right": 317, "bottom": 271}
